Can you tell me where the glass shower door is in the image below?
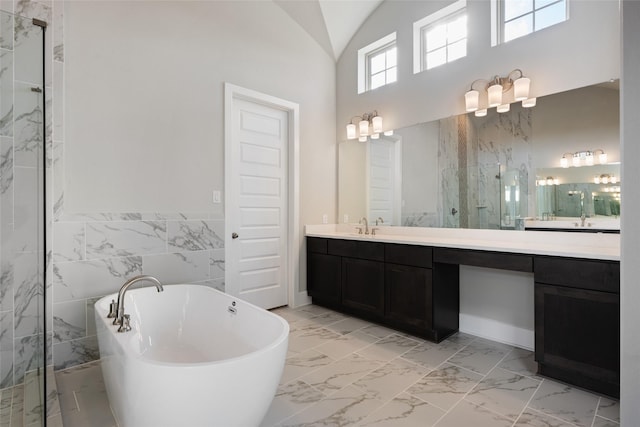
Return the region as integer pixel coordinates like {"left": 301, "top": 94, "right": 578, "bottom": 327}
{"left": 0, "top": 10, "right": 46, "bottom": 426}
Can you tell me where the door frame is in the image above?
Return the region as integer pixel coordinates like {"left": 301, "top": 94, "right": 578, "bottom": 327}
{"left": 224, "top": 83, "right": 302, "bottom": 308}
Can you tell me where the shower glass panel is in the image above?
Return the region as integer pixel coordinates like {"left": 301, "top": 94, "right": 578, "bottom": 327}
{"left": 500, "top": 168, "right": 528, "bottom": 229}
{"left": 441, "top": 163, "right": 502, "bottom": 229}
{"left": 0, "top": 10, "right": 46, "bottom": 426}
{"left": 441, "top": 164, "right": 527, "bottom": 230}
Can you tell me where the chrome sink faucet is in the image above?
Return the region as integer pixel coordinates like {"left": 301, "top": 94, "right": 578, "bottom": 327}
{"left": 109, "top": 275, "right": 164, "bottom": 332}
{"left": 359, "top": 217, "right": 369, "bottom": 235}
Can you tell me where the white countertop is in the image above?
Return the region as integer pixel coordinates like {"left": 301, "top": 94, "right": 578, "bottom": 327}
{"left": 525, "top": 217, "right": 620, "bottom": 230}
{"left": 305, "top": 224, "right": 620, "bottom": 261}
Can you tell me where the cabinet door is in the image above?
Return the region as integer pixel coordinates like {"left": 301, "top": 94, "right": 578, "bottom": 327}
{"left": 535, "top": 283, "right": 619, "bottom": 396}
{"left": 385, "top": 263, "right": 432, "bottom": 330}
{"left": 342, "top": 257, "right": 384, "bottom": 316}
{"left": 307, "top": 253, "right": 341, "bottom": 303}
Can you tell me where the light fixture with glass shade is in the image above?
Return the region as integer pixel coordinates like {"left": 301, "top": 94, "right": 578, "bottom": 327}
{"left": 345, "top": 111, "right": 389, "bottom": 141}
{"left": 497, "top": 103, "right": 510, "bottom": 113}
{"left": 465, "top": 89, "right": 480, "bottom": 112}
{"left": 464, "top": 69, "right": 533, "bottom": 115}
{"left": 560, "top": 149, "right": 609, "bottom": 167}
{"left": 487, "top": 83, "right": 503, "bottom": 107}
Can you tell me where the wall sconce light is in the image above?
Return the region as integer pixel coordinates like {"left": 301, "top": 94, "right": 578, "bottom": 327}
{"left": 465, "top": 69, "right": 534, "bottom": 116}
{"left": 537, "top": 176, "right": 559, "bottom": 186}
{"left": 560, "top": 149, "right": 608, "bottom": 168}
{"left": 346, "top": 111, "right": 389, "bottom": 141}
{"left": 594, "top": 174, "right": 617, "bottom": 184}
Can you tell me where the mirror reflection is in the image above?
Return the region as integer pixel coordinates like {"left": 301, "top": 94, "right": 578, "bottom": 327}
{"left": 536, "top": 164, "right": 620, "bottom": 219}
{"left": 338, "top": 82, "right": 620, "bottom": 230}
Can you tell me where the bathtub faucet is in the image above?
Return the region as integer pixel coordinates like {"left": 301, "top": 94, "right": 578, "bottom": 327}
{"left": 112, "top": 275, "right": 164, "bottom": 332}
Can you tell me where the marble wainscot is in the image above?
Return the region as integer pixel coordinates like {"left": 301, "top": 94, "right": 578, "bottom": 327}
{"left": 305, "top": 224, "right": 620, "bottom": 261}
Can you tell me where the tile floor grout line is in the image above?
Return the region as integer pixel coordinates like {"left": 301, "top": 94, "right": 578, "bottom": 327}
{"left": 594, "top": 414, "right": 620, "bottom": 425}
{"left": 590, "top": 396, "right": 601, "bottom": 427}
{"left": 510, "top": 375, "right": 545, "bottom": 427}
{"left": 522, "top": 404, "right": 583, "bottom": 427}
{"left": 72, "top": 390, "right": 80, "bottom": 412}
{"left": 385, "top": 334, "right": 487, "bottom": 419}
{"left": 431, "top": 341, "right": 519, "bottom": 426}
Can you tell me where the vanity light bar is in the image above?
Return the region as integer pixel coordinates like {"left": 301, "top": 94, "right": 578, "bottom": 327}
{"left": 346, "top": 111, "right": 392, "bottom": 141}
{"left": 465, "top": 69, "right": 534, "bottom": 115}
{"left": 561, "top": 149, "right": 608, "bottom": 168}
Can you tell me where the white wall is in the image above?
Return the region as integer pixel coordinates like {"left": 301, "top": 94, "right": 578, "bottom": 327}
{"left": 338, "top": 141, "right": 367, "bottom": 224}
{"left": 460, "top": 266, "right": 534, "bottom": 350}
{"left": 64, "top": 1, "right": 336, "bottom": 220}
{"left": 532, "top": 85, "right": 620, "bottom": 168}
{"left": 620, "top": 1, "right": 640, "bottom": 424}
{"left": 336, "top": 0, "right": 620, "bottom": 138}
{"left": 398, "top": 121, "right": 439, "bottom": 219}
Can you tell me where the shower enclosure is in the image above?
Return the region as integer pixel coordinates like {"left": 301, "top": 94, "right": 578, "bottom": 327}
{"left": 441, "top": 163, "right": 528, "bottom": 230}
{"left": 0, "top": 11, "right": 47, "bottom": 426}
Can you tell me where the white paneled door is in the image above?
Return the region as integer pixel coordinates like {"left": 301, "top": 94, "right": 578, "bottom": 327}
{"left": 226, "top": 97, "right": 289, "bottom": 309}
{"left": 367, "top": 137, "right": 401, "bottom": 225}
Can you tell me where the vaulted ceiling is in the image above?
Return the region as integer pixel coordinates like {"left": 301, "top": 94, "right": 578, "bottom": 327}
{"left": 274, "top": 0, "right": 384, "bottom": 61}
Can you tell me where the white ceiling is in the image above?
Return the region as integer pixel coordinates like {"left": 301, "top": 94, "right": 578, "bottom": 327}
{"left": 274, "top": 0, "right": 384, "bottom": 61}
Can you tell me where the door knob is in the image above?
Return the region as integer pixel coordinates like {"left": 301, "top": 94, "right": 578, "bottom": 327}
{"left": 232, "top": 232, "right": 239, "bottom": 239}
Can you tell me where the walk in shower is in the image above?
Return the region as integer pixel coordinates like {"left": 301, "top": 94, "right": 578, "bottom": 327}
{"left": 0, "top": 11, "right": 47, "bottom": 426}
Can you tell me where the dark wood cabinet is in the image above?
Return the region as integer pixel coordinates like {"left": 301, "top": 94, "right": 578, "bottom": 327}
{"left": 342, "top": 257, "right": 385, "bottom": 315}
{"left": 306, "top": 236, "right": 620, "bottom": 396}
{"left": 385, "top": 263, "right": 432, "bottom": 330}
{"left": 306, "top": 237, "right": 456, "bottom": 342}
{"left": 534, "top": 256, "right": 620, "bottom": 397}
{"left": 307, "top": 252, "right": 341, "bottom": 304}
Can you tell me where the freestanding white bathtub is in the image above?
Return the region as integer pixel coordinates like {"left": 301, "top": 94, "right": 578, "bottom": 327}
{"left": 95, "top": 284, "right": 289, "bottom": 427}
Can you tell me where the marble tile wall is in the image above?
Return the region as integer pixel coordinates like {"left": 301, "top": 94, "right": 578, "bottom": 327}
{"left": 438, "top": 106, "right": 532, "bottom": 229}
{"left": 0, "top": 0, "right": 231, "bottom": 381}
{"left": 50, "top": 215, "right": 226, "bottom": 370}
{"left": 0, "top": 0, "right": 48, "bottom": 390}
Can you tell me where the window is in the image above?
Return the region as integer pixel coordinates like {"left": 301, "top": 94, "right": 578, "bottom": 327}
{"left": 500, "top": 0, "right": 568, "bottom": 43}
{"left": 358, "top": 33, "right": 397, "bottom": 93}
{"left": 413, "top": 0, "right": 467, "bottom": 74}
{"left": 368, "top": 43, "right": 397, "bottom": 90}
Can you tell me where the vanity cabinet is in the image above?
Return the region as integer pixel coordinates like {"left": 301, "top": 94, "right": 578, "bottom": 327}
{"left": 385, "top": 244, "right": 433, "bottom": 331}
{"left": 534, "top": 256, "right": 620, "bottom": 397}
{"left": 306, "top": 237, "right": 457, "bottom": 342}
{"left": 306, "top": 238, "right": 341, "bottom": 304}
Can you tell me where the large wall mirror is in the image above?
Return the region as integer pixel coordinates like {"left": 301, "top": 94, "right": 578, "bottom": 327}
{"left": 338, "top": 81, "right": 620, "bottom": 230}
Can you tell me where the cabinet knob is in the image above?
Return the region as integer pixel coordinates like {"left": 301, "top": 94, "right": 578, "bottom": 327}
{"left": 232, "top": 232, "right": 239, "bottom": 239}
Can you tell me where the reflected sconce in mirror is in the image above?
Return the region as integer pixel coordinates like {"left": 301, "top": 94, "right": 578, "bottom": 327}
{"left": 560, "top": 149, "right": 608, "bottom": 168}
{"left": 537, "top": 176, "right": 560, "bottom": 186}
{"left": 346, "top": 111, "right": 389, "bottom": 141}
{"left": 594, "top": 174, "right": 618, "bottom": 184}
{"left": 465, "top": 69, "right": 535, "bottom": 117}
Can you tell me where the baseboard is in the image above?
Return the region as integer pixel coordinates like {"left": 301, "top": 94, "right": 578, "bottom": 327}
{"left": 459, "top": 313, "right": 534, "bottom": 351}
{"left": 292, "top": 290, "right": 311, "bottom": 308}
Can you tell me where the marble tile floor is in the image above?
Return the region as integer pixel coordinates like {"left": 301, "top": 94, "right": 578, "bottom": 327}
{"left": 0, "top": 366, "right": 63, "bottom": 427}
{"left": 54, "top": 304, "right": 620, "bottom": 427}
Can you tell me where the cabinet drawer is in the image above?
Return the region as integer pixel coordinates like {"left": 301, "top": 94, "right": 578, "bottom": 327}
{"left": 385, "top": 244, "right": 432, "bottom": 268}
{"left": 328, "top": 239, "right": 384, "bottom": 261}
{"left": 534, "top": 256, "right": 619, "bottom": 293}
{"left": 434, "top": 248, "right": 533, "bottom": 272}
{"left": 307, "top": 237, "right": 328, "bottom": 254}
